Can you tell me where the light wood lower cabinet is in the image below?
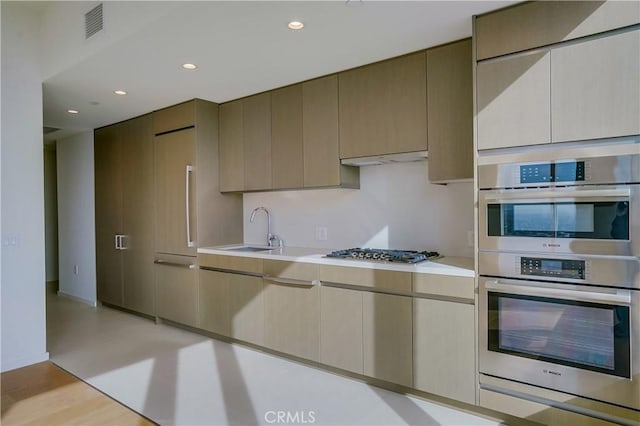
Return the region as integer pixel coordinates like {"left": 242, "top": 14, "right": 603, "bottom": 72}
{"left": 320, "top": 286, "right": 364, "bottom": 374}
{"left": 363, "top": 292, "right": 413, "bottom": 387}
{"left": 264, "top": 279, "right": 320, "bottom": 361}
{"left": 228, "top": 273, "right": 264, "bottom": 346}
{"left": 413, "top": 298, "right": 475, "bottom": 404}
{"left": 479, "top": 389, "right": 611, "bottom": 426}
{"left": 155, "top": 255, "right": 198, "bottom": 327}
{"left": 198, "top": 269, "right": 264, "bottom": 344}
{"left": 198, "top": 269, "right": 231, "bottom": 336}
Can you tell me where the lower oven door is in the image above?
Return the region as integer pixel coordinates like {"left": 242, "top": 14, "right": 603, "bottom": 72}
{"left": 479, "top": 276, "right": 639, "bottom": 410}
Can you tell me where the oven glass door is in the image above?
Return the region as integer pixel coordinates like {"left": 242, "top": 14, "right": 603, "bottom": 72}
{"left": 486, "top": 200, "right": 629, "bottom": 240}
{"left": 487, "top": 291, "right": 631, "bottom": 378}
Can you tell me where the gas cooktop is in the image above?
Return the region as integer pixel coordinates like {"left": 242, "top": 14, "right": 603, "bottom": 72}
{"left": 326, "top": 248, "right": 440, "bottom": 264}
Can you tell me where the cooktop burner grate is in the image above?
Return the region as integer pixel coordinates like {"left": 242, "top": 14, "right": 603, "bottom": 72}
{"left": 325, "top": 248, "right": 440, "bottom": 264}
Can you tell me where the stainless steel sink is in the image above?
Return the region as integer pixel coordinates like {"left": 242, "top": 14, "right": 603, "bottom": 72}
{"left": 223, "top": 246, "right": 271, "bottom": 252}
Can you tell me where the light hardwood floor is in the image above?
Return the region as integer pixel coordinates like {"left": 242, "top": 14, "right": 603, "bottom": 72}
{"left": 1, "top": 361, "right": 154, "bottom": 425}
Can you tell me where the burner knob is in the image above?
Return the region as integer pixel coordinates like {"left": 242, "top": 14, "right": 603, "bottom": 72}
{"left": 365, "top": 252, "right": 373, "bottom": 259}
{"left": 350, "top": 252, "right": 358, "bottom": 258}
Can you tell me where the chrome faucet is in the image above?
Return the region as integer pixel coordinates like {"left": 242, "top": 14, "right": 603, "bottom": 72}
{"left": 250, "top": 206, "right": 280, "bottom": 247}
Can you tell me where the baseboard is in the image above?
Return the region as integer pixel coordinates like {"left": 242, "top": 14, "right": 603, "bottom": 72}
{"left": 1, "top": 351, "right": 50, "bottom": 373}
{"left": 57, "top": 291, "right": 97, "bottom": 307}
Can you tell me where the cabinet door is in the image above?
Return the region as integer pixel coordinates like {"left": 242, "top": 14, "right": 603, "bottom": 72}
{"left": 320, "top": 286, "right": 363, "bottom": 374}
{"left": 219, "top": 100, "right": 244, "bottom": 192}
{"left": 94, "top": 124, "right": 123, "bottom": 307}
{"left": 155, "top": 255, "right": 198, "bottom": 327}
{"left": 153, "top": 100, "right": 195, "bottom": 135}
{"left": 198, "top": 269, "right": 230, "bottom": 336}
{"left": 121, "top": 115, "right": 155, "bottom": 316}
{"left": 154, "top": 128, "right": 197, "bottom": 256}
{"left": 271, "top": 84, "right": 303, "bottom": 189}
{"left": 363, "top": 292, "right": 413, "bottom": 387}
{"left": 229, "top": 273, "right": 264, "bottom": 346}
{"left": 551, "top": 30, "right": 640, "bottom": 143}
{"left": 477, "top": 51, "right": 551, "bottom": 150}
{"left": 303, "top": 75, "right": 359, "bottom": 188}
{"left": 476, "top": 1, "right": 640, "bottom": 60}
{"left": 339, "top": 52, "right": 427, "bottom": 158}
{"left": 264, "top": 281, "right": 320, "bottom": 361}
{"left": 243, "top": 93, "right": 272, "bottom": 191}
{"left": 427, "top": 39, "right": 473, "bottom": 182}
{"left": 414, "top": 299, "right": 475, "bottom": 404}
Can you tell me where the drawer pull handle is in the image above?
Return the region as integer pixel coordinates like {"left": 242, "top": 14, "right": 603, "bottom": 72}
{"left": 263, "top": 275, "right": 319, "bottom": 287}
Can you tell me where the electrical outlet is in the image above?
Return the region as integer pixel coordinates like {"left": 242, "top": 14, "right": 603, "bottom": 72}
{"left": 74, "top": 264, "right": 79, "bottom": 275}
{"left": 467, "top": 230, "right": 474, "bottom": 248}
{"left": 315, "top": 226, "right": 328, "bottom": 241}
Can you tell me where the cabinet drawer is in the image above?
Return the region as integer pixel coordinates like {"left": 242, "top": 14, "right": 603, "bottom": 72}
{"left": 198, "top": 253, "right": 263, "bottom": 275}
{"left": 319, "top": 265, "right": 411, "bottom": 293}
{"left": 153, "top": 100, "right": 195, "bottom": 134}
{"left": 412, "top": 273, "right": 474, "bottom": 300}
{"left": 479, "top": 389, "right": 611, "bottom": 426}
{"left": 263, "top": 260, "right": 317, "bottom": 284}
{"left": 155, "top": 254, "right": 198, "bottom": 327}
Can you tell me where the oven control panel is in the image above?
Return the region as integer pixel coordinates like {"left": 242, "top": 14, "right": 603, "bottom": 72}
{"left": 519, "top": 161, "right": 589, "bottom": 184}
{"left": 520, "top": 257, "right": 586, "bottom": 280}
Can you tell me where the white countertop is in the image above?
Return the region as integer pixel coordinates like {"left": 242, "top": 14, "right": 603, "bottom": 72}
{"left": 198, "top": 245, "right": 475, "bottom": 278}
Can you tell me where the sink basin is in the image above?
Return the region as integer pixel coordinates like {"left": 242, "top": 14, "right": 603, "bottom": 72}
{"left": 223, "top": 246, "right": 271, "bottom": 252}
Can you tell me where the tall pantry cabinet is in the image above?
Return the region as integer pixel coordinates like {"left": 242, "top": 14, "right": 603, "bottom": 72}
{"left": 154, "top": 99, "right": 243, "bottom": 327}
{"left": 95, "top": 114, "right": 155, "bottom": 316}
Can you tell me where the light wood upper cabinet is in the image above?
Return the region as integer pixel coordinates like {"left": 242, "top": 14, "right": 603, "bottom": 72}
{"left": 427, "top": 39, "right": 473, "bottom": 182}
{"left": 338, "top": 52, "right": 428, "bottom": 158}
{"left": 320, "top": 286, "right": 363, "bottom": 374}
{"left": 243, "top": 93, "right": 272, "bottom": 191}
{"left": 477, "top": 51, "right": 551, "bottom": 150}
{"left": 475, "top": 1, "right": 640, "bottom": 60}
{"left": 219, "top": 100, "right": 244, "bottom": 192}
{"left": 303, "top": 75, "right": 359, "bottom": 189}
{"left": 153, "top": 100, "right": 195, "bottom": 134}
{"left": 154, "top": 128, "right": 197, "bottom": 256}
{"left": 271, "top": 84, "right": 303, "bottom": 189}
{"left": 363, "top": 292, "right": 413, "bottom": 387}
{"left": 414, "top": 298, "right": 475, "bottom": 404}
{"left": 551, "top": 30, "right": 640, "bottom": 143}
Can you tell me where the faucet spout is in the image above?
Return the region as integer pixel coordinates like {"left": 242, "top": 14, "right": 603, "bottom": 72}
{"left": 250, "top": 206, "right": 279, "bottom": 247}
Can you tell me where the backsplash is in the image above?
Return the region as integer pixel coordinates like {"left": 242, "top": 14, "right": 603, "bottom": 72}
{"left": 243, "top": 161, "right": 473, "bottom": 257}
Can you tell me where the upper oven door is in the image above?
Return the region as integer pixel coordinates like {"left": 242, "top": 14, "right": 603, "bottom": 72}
{"left": 479, "top": 185, "right": 638, "bottom": 256}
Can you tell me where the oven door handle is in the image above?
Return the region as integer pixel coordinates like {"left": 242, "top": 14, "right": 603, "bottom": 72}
{"left": 482, "top": 188, "right": 630, "bottom": 202}
{"left": 484, "top": 280, "right": 631, "bottom": 305}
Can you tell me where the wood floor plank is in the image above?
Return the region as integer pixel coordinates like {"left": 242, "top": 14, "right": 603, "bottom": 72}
{"left": 1, "top": 361, "right": 154, "bottom": 426}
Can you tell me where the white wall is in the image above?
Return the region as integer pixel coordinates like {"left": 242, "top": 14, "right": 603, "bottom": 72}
{"left": 244, "top": 161, "right": 474, "bottom": 257}
{"left": 56, "top": 131, "right": 96, "bottom": 305}
{"left": 44, "top": 146, "right": 58, "bottom": 282}
{"left": 1, "top": 2, "right": 49, "bottom": 372}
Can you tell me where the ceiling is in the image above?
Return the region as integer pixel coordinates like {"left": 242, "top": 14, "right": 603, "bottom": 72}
{"left": 42, "top": 1, "right": 517, "bottom": 142}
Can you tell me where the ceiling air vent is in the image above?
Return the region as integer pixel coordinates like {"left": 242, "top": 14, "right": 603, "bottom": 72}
{"left": 43, "top": 126, "right": 60, "bottom": 135}
{"left": 85, "top": 3, "right": 103, "bottom": 39}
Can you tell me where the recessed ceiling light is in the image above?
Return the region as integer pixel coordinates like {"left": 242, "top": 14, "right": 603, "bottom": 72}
{"left": 67, "top": 109, "right": 79, "bottom": 114}
{"left": 288, "top": 21, "right": 304, "bottom": 30}
{"left": 114, "top": 90, "right": 127, "bottom": 96}
{"left": 182, "top": 63, "right": 197, "bottom": 70}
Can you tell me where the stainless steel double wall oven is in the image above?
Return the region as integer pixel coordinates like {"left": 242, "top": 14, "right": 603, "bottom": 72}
{"left": 478, "top": 144, "right": 640, "bottom": 413}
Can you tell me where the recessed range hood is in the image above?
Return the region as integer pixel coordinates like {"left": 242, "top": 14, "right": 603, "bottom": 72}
{"left": 341, "top": 151, "right": 428, "bottom": 166}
